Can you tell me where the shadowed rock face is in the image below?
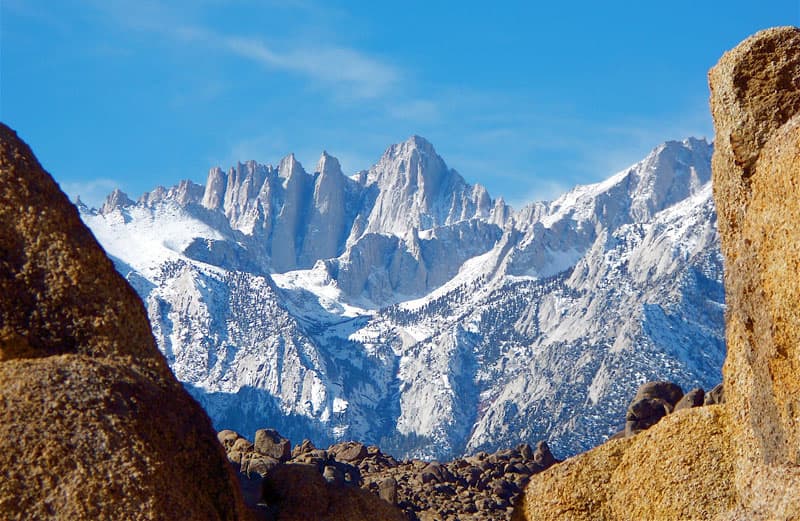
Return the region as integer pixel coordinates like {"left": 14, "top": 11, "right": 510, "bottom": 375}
{"left": 0, "top": 123, "right": 250, "bottom": 520}
{"left": 513, "top": 26, "right": 800, "bottom": 521}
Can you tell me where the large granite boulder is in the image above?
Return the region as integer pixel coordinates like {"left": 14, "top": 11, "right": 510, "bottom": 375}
{"left": 513, "top": 26, "right": 800, "bottom": 520}
{"left": 0, "top": 124, "right": 249, "bottom": 520}
{"left": 709, "top": 25, "right": 800, "bottom": 515}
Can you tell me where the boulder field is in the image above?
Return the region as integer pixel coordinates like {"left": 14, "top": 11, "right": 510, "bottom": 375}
{"left": 219, "top": 428, "right": 558, "bottom": 521}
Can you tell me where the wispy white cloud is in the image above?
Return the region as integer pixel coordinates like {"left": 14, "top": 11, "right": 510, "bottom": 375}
{"left": 87, "top": 0, "right": 402, "bottom": 101}
{"left": 69, "top": 0, "right": 714, "bottom": 208}
{"left": 219, "top": 35, "right": 400, "bottom": 99}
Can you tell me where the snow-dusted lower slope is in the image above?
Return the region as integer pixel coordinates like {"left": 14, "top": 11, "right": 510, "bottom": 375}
{"left": 81, "top": 136, "right": 724, "bottom": 459}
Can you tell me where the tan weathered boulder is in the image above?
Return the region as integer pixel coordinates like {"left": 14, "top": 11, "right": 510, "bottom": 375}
{"left": 0, "top": 123, "right": 249, "bottom": 520}
{"left": 329, "top": 441, "right": 369, "bottom": 463}
{"left": 511, "top": 407, "right": 736, "bottom": 521}
{"left": 514, "top": 26, "right": 800, "bottom": 521}
{"left": 254, "top": 428, "right": 291, "bottom": 462}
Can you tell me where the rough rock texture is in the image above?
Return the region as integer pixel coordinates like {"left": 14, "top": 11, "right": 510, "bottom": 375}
{"left": 512, "top": 407, "right": 736, "bottom": 521}
{"left": 709, "top": 25, "right": 800, "bottom": 518}
{"left": 624, "top": 381, "right": 688, "bottom": 436}
{"left": 704, "top": 382, "right": 725, "bottom": 405}
{"left": 262, "top": 463, "right": 405, "bottom": 521}
{"left": 254, "top": 429, "right": 292, "bottom": 462}
{"left": 0, "top": 134, "right": 164, "bottom": 371}
{"left": 0, "top": 124, "right": 249, "bottom": 520}
{"left": 514, "top": 26, "right": 800, "bottom": 521}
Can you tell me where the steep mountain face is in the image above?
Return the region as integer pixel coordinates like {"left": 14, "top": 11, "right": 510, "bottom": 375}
{"left": 80, "top": 135, "right": 725, "bottom": 459}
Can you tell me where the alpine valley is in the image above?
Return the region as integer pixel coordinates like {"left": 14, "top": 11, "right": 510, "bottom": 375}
{"left": 79, "top": 135, "right": 725, "bottom": 460}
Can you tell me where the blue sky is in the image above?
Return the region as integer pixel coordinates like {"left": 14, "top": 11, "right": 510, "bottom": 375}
{"left": 3, "top": 1, "right": 799, "bottom": 208}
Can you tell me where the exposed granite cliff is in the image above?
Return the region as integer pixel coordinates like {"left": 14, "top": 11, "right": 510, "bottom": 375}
{"left": 513, "top": 26, "right": 800, "bottom": 521}
{"left": 0, "top": 123, "right": 250, "bottom": 520}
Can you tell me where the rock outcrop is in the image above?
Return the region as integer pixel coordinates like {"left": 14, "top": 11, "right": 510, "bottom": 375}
{"left": 0, "top": 124, "right": 249, "bottom": 520}
{"left": 513, "top": 26, "right": 800, "bottom": 521}
{"left": 709, "top": 24, "right": 800, "bottom": 517}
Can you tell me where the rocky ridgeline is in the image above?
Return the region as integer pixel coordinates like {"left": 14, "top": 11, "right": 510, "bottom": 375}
{"left": 219, "top": 429, "right": 559, "bottom": 521}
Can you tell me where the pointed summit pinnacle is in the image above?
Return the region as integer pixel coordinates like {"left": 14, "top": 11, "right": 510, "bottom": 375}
{"left": 407, "top": 134, "right": 433, "bottom": 148}
{"left": 378, "top": 135, "right": 439, "bottom": 167}
{"left": 317, "top": 151, "right": 343, "bottom": 177}
{"left": 99, "top": 188, "right": 134, "bottom": 215}
{"left": 400, "top": 135, "right": 435, "bottom": 155}
{"left": 278, "top": 153, "right": 305, "bottom": 179}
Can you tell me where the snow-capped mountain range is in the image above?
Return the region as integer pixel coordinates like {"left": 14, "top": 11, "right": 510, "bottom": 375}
{"left": 79, "top": 135, "right": 725, "bottom": 459}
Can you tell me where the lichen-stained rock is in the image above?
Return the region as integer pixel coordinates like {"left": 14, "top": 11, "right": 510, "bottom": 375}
{"left": 0, "top": 123, "right": 249, "bottom": 520}
{"left": 514, "top": 26, "right": 800, "bottom": 521}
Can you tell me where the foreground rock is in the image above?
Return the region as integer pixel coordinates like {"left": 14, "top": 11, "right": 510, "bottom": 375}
{"left": 0, "top": 124, "right": 249, "bottom": 520}
{"left": 513, "top": 26, "right": 800, "bottom": 520}
{"left": 222, "top": 430, "right": 559, "bottom": 521}
{"left": 709, "top": 24, "right": 800, "bottom": 517}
